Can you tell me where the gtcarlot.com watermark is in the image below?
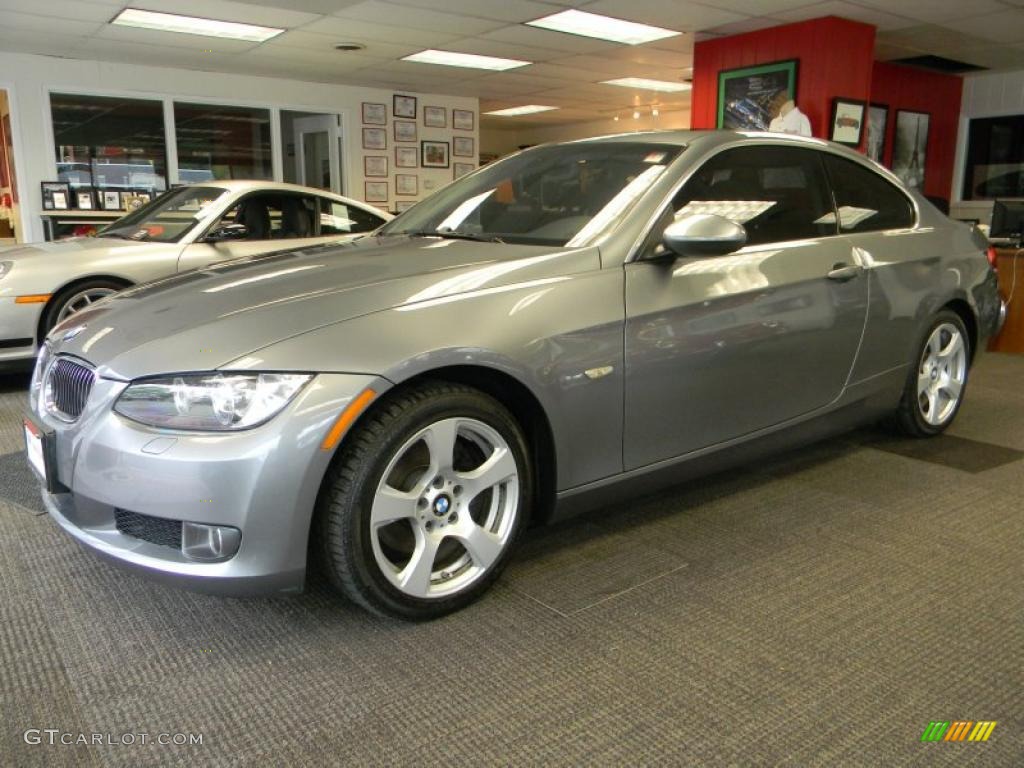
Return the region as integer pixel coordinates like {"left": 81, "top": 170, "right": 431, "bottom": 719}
{"left": 24, "top": 729, "right": 203, "bottom": 747}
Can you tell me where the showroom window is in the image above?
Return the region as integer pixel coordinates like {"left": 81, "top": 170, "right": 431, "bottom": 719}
{"left": 962, "top": 115, "right": 1024, "bottom": 200}
{"left": 50, "top": 92, "right": 168, "bottom": 193}
{"left": 822, "top": 155, "right": 915, "bottom": 233}
{"left": 174, "top": 102, "right": 272, "bottom": 181}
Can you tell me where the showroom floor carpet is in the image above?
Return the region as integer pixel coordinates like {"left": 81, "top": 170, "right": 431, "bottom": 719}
{"left": 1, "top": 355, "right": 1022, "bottom": 767}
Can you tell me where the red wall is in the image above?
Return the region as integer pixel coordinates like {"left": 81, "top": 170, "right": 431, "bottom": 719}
{"left": 870, "top": 61, "right": 962, "bottom": 200}
{"left": 691, "top": 17, "right": 876, "bottom": 142}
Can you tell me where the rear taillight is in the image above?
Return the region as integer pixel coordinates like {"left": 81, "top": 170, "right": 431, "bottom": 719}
{"left": 987, "top": 245, "right": 999, "bottom": 271}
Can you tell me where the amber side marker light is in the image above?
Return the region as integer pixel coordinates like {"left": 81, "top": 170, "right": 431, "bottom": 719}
{"left": 321, "top": 389, "right": 377, "bottom": 451}
{"left": 15, "top": 294, "right": 52, "bottom": 304}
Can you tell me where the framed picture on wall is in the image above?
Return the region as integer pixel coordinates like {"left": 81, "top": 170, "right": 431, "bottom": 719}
{"left": 395, "top": 200, "right": 416, "bottom": 213}
{"left": 891, "top": 110, "right": 930, "bottom": 190}
{"left": 829, "top": 98, "right": 866, "bottom": 146}
{"left": 716, "top": 59, "right": 799, "bottom": 130}
{"left": 394, "top": 120, "right": 417, "bottom": 143}
{"left": 421, "top": 140, "right": 450, "bottom": 168}
{"left": 395, "top": 173, "right": 418, "bottom": 196}
{"left": 453, "top": 109, "right": 474, "bottom": 131}
{"left": 423, "top": 106, "right": 446, "bottom": 128}
{"left": 866, "top": 103, "right": 889, "bottom": 164}
{"left": 365, "top": 181, "right": 388, "bottom": 203}
{"left": 364, "top": 156, "right": 388, "bottom": 177}
{"left": 362, "top": 102, "right": 386, "bottom": 125}
{"left": 362, "top": 127, "right": 387, "bottom": 150}
{"left": 101, "top": 190, "right": 122, "bottom": 210}
{"left": 453, "top": 136, "right": 474, "bottom": 158}
{"left": 75, "top": 189, "right": 95, "bottom": 210}
{"left": 454, "top": 162, "right": 475, "bottom": 179}
{"left": 395, "top": 146, "right": 418, "bottom": 168}
{"left": 393, "top": 94, "right": 417, "bottom": 119}
{"left": 40, "top": 181, "right": 70, "bottom": 211}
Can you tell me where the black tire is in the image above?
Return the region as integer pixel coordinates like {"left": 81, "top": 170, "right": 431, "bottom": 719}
{"left": 42, "top": 279, "right": 126, "bottom": 336}
{"left": 316, "top": 381, "right": 532, "bottom": 620}
{"left": 892, "top": 310, "right": 970, "bottom": 437}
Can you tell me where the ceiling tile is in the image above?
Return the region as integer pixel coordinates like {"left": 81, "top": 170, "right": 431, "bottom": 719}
{"left": 952, "top": 9, "right": 1024, "bottom": 45}
{"left": 0, "top": 0, "right": 119, "bottom": 23}
{"left": 228, "top": 0, "right": 364, "bottom": 13}
{"left": 477, "top": 24, "right": 629, "bottom": 54}
{"left": 696, "top": 0, "right": 829, "bottom": 14}
{"left": 704, "top": 16, "right": 786, "bottom": 36}
{"left": 0, "top": 29, "right": 91, "bottom": 57}
{"left": 878, "top": 25, "right": 992, "bottom": 53}
{"left": 772, "top": 1, "right": 916, "bottom": 31}
{"left": 551, "top": 54, "right": 685, "bottom": 79}
{"left": 383, "top": 0, "right": 556, "bottom": 24}
{"left": 599, "top": 45, "right": 693, "bottom": 69}
{"left": 435, "top": 36, "right": 565, "bottom": 62}
{"left": 332, "top": 1, "right": 507, "bottom": 35}
{"left": 850, "top": 0, "right": 1006, "bottom": 24}
{"left": 582, "top": 0, "right": 746, "bottom": 32}
{"left": 298, "top": 16, "right": 464, "bottom": 46}
{"left": 266, "top": 29, "right": 419, "bottom": 58}
{"left": 0, "top": 10, "right": 102, "bottom": 35}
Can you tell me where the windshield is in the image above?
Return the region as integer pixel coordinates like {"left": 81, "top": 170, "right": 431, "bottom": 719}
{"left": 99, "top": 186, "right": 229, "bottom": 243}
{"left": 380, "top": 142, "right": 684, "bottom": 247}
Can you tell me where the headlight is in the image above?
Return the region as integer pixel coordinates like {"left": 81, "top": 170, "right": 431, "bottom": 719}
{"left": 0, "top": 261, "right": 12, "bottom": 280}
{"left": 29, "top": 343, "right": 51, "bottom": 410}
{"left": 114, "top": 372, "right": 312, "bottom": 430}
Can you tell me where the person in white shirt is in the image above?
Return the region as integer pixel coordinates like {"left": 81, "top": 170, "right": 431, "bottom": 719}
{"left": 768, "top": 91, "right": 812, "bottom": 137}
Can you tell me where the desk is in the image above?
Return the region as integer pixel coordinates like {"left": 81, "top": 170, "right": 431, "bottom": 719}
{"left": 990, "top": 248, "right": 1024, "bottom": 353}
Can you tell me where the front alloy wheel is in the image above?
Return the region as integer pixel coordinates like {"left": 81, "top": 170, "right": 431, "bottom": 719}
{"left": 317, "top": 382, "right": 531, "bottom": 619}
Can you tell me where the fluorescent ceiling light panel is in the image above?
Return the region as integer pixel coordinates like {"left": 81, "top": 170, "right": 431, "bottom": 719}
{"left": 526, "top": 9, "right": 680, "bottom": 45}
{"left": 111, "top": 8, "right": 283, "bottom": 42}
{"left": 402, "top": 49, "right": 530, "bottom": 71}
{"left": 484, "top": 105, "right": 559, "bottom": 116}
{"left": 601, "top": 77, "right": 692, "bottom": 92}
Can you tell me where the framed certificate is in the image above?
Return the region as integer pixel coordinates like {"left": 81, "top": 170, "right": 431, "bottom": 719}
{"left": 365, "top": 180, "right": 388, "bottom": 203}
{"left": 423, "top": 106, "right": 446, "bottom": 128}
{"left": 395, "top": 173, "right": 418, "bottom": 196}
{"left": 364, "top": 156, "right": 388, "bottom": 177}
{"left": 362, "top": 102, "right": 386, "bottom": 125}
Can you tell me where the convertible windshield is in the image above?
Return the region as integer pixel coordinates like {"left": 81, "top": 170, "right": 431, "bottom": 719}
{"left": 381, "top": 142, "right": 684, "bottom": 247}
{"left": 99, "top": 186, "right": 229, "bottom": 243}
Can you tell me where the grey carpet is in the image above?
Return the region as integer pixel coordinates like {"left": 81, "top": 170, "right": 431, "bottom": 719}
{"left": 1, "top": 355, "right": 1022, "bottom": 767}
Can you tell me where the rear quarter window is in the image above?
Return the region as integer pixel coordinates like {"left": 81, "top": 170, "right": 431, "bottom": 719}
{"left": 823, "top": 155, "right": 916, "bottom": 233}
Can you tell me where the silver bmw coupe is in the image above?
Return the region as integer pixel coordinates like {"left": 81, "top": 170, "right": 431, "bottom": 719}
{"left": 26, "top": 131, "right": 1004, "bottom": 619}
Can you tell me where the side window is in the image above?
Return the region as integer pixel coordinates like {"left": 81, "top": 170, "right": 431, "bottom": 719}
{"left": 649, "top": 146, "right": 837, "bottom": 254}
{"left": 823, "top": 155, "right": 915, "bottom": 232}
{"left": 216, "top": 193, "right": 317, "bottom": 240}
{"left": 319, "top": 198, "right": 385, "bottom": 235}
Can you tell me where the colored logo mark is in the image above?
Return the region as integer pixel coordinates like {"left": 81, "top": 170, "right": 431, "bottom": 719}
{"left": 920, "top": 721, "right": 997, "bottom": 742}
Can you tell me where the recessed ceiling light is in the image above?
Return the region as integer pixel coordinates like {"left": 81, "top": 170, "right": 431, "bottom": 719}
{"left": 402, "top": 49, "right": 529, "bottom": 71}
{"left": 484, "top": 105, "right": 559, "bottom": 116}
{"left": 111, "top": 8, "right": 283, "bottom": 42}
{"left": 526, "top": 9, "right": 680, "bottom": 45}
{"left": 601, "top": 77, "right": 693, "bottom": 93}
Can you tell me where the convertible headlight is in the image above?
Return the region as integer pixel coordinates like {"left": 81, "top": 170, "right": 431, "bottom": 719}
{"left": 29, "top": 342, "right": 51, "bottom": 409}
{"left": 114, "top": 372, "right": 312, "bottom": 430}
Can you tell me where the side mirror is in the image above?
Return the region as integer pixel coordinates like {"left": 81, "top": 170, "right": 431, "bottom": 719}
{"left": 662, "top": 213, "right": 747, "bottom": 258}
{"left": 205, "top": 222, "right": 249, "bottom": 242}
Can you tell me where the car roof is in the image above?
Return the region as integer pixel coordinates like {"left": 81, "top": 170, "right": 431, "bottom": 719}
{"left": 188, "top": 180, "right": 390, "bottom": 215}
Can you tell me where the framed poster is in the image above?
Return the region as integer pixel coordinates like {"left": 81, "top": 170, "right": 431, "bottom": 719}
{"left": 866, "top": 103, "right": 889, "bottom": 164}
{"left": 454, "top": 162, "right": 475, "bottom": 179}
{"left": 41, "top": 181, "right": 70, "bottom": 210}
{"left": 362, "top": 102, "right": 386, "bottom": 125}
{"left": 453, "top": 109, "right": 474, "bottom": 131}
{"left": 75, "top": 189, "right": 95, "bottom": 210}
{"left": 395, "top": 146, "right": 418, "bottom": 168}
{"left": 394, "top": 120, "right": 417, "bottom": 143}
{"left": 362, "top": 127, "right": 386, "bottom": 150}
{"left": 395, "top": 200, "right": 416, "bottom": 213}
{"left": 101, "top": 190, "right": 122, "bottom": 210}
{"left": 829, "top": 98, "right": 866, "bottom": 147}
{"left": 423, "top": 105, "right": 446, "bottom": 128}
{"left": 421, "top": 140, "right": 450, "bottom": 168}
{"left": 892, "top": 110, "right": 930, "bottom": 190}
{"left": 453, "top": 136, "right": 474, "bottom": 158}
{"left": 717, "top": 59, "right": 799, "bottom": 130}
{"left": 365, "top": 181, "right": 388, "bottom": 203}
{"left": 364, "top": 156, "right": 388, "bottom": 177}
{"left": 393, "top": 94, "right": 417, "bottom": 119}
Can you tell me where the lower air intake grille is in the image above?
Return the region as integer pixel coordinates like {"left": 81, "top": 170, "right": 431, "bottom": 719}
{"left": 114, "top": 509, "right": 182, "bottom": 550}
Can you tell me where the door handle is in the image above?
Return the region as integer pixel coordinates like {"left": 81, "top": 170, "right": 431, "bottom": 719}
{"left": 826, "top": 262, "right": 863, "bottom": 281}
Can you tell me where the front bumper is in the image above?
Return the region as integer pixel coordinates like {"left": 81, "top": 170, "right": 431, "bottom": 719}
{"left": 29, "top": 371, "right": 384, "bottom": 596}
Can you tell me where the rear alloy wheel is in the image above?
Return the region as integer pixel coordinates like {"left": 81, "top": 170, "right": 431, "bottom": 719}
{"left": 893, "top": 310, "right": 969, "bottom": 436}
{"left": 43, "top": 279, "right": 124, "bottom": 334}
{"left": 317, "top": 382, "right": 531, "bottom": 619}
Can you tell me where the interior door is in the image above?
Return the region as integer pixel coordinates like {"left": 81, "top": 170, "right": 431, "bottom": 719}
{"left": 294, "top": 115, "right": 342, "bottom": 194}
{"left": 623, "top": 144, "right": 869, "bottom": 470}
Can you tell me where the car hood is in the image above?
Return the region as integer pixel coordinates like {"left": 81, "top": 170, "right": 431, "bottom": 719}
{"left": 50, "top": 235, "right": 600, "bottom": 380}
{"left": 1, "top": 237, "right": 155, "bottom": 261}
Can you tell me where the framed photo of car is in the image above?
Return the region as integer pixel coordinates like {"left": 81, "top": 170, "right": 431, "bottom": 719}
{"left": 362, "top": 102, "right": 386, "bottom": 125}
{"left": 395, "top": 173, "right": 418, "bottom": 196}
{"left": 365, "top": 181, "right": 388, "bottom": 203}
{"left": 454, "top": 162, "right": 475, "bottom": 179}
{"left": 362, "top": 127, "right": 387, "bottom": 151}
{"left": 101, "top": 190, "right": 122, "bottom": 210}
{"left": 453, "top": 136, "right": 474, "bottom": 158}
{"left": 830, "top": 98, "right": 866, "bottom": 147}
{"left": 364, "top": 156, "right": 388, "bottom": 178}
{"left": 393, "top": 94, "right": 417, "bottom": 119}
{"left": 453, "top": 109, "right": 474, "bottom": 131}
{"left": 41, "top": 181, "right": 70, "bottom": 210}
{"left": 717, "top": 59, "right": 799, "bottom": 130}
{"left": 867, "top": 103, "right": 889, "bottom": 164}
{"left": 423, "top": 106, "right": 446, "bottom": 128}
{"left": 395, "top": 146, "right": 418, "bottom": 168}
{"left": 421, "top": 140, "right": 449, "bottom": 168}
{"left": 394, "top": 120, "right": 417, "bottom": 143}
{"left": 75, "top": 188, "right": 95, "bottom": 210}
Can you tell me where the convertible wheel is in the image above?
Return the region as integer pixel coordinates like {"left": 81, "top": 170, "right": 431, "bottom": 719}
{"left": 43, "top": 279, "right": 124, "bottom": 334}
{"left": 892, "top": 310, "right": 969, "bottom": 437}
{"left": 317, "top": 382, "right": 531, "bottom": 620}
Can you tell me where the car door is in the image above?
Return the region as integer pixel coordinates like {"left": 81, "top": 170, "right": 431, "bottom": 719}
{"left": 623, "top": 144, "right": 869, "bottom": 470}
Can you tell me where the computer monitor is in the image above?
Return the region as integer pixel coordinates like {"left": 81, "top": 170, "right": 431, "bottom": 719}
{"left": 989, "top": 199, "right": 1024, "bottom": 241}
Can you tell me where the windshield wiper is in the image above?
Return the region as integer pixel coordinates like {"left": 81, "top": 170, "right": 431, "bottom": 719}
{"left": 405, "top": 229, "right": 504, "bottom": 244}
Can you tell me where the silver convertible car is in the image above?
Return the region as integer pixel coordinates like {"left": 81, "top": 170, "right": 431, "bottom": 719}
{"left": 0, "top": 181, "right": 390, "bottom": 364}
{"left": 26, "top": 131, "right": 1004, "bottom": 620}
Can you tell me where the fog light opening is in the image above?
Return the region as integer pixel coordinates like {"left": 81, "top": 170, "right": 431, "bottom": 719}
{"left": 182, "top": 522, "right": 241, "bottom": 562}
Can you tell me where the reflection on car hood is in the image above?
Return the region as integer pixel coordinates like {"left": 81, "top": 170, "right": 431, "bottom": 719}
{"left": 50, "top": 235, "right": 598, "bottom": 380}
